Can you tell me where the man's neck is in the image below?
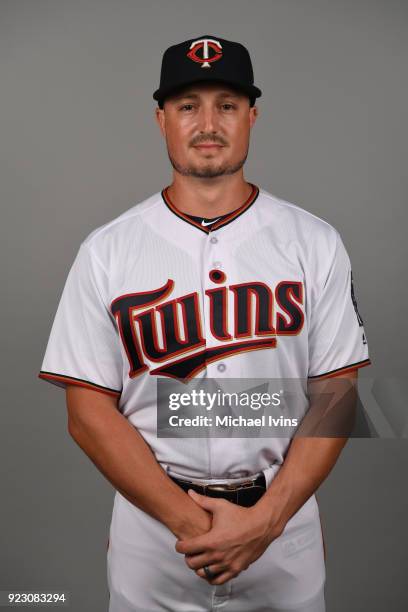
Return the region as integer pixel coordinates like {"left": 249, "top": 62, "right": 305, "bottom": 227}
{"left": 166, "top": 174, "right": 254, "bottom": 218}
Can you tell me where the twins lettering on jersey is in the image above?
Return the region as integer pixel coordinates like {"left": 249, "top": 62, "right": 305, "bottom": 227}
{"left": 111, "top": 272, "right": 304, "bottom": 381}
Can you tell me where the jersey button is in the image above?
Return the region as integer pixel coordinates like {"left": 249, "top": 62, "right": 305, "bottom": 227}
{"left": 217, "top": 363, "right": 226, "bottom": 372}
{"left": 210, "top": 236, "right": 218, "bottom": 244}
{"left": 212, "top": 261, "right": 222, "bottom": 269}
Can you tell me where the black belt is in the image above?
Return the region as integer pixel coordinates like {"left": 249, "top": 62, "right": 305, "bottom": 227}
{"left": 169, "top": 473, "right": 267, "bottom": 507}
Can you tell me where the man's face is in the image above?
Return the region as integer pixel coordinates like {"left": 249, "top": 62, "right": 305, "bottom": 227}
{"left": 155, "top": 81, "right": 259, "bottom": 178}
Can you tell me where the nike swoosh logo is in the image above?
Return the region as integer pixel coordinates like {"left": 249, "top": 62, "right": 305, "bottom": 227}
{"left": 201, "top": 218, "right": 221, "bottom": 227}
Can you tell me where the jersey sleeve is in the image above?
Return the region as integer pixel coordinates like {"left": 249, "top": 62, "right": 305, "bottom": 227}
{"left": 307, "top": 229, "right": 371, "bottom": 379}
{"left": 38, "top": 241, "right": 123, "bottom": 398}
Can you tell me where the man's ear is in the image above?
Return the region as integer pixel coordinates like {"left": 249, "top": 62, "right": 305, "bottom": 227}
{"left": 155, "top": 106, "right": 166, "bottom": 136}
{"left": 249, "top": 105, "right": 259, "bottom": 128}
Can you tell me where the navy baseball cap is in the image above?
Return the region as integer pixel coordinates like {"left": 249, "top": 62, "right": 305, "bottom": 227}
{"left": 153, "top": 35, "right": 262, "bottom": 108}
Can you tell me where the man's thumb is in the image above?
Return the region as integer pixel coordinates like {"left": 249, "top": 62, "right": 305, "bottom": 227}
{"left": 188, "top": 489, "right": 218, "bottom": 511}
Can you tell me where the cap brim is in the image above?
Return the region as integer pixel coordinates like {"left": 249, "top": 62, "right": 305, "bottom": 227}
{"left": 153, "top": 76, "right": 262, "bottom": 103}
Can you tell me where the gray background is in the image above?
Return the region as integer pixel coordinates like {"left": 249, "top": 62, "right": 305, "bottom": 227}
{"left": 1, "top": 0, "right": 407, "bottom": 610}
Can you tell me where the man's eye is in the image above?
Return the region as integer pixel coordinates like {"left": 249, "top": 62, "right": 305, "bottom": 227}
{"left": 178, "top": 103, "right": 236, "bottom": 111}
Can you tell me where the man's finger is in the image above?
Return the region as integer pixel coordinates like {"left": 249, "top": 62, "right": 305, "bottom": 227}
{"left": 185, "top": 552, "right": 222, "bottom": 570}
{"left": 203, "top": 570, "right": 236, "bottom": 585}
{"left": 175, "top": 533, "right": 215, "bottom": 555}
{"left": 188, "top": 489, "right": 224, "bottom": 512}
{"left": 196, "top": 563, "right": 229, "bottom": 578}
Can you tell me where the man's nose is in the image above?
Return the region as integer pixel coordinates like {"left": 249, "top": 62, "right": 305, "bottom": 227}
{"left": 197, "top": 106, "right": 220, "bottom": 134}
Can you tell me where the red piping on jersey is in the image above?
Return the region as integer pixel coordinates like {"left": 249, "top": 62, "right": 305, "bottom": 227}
{"left": 161, "top": 183, "right": 260, "bottom": 233}
{"left": 38, "top": 371, "right": 122, "bottom": 398}
{"left": 308, "top": 358, "right": 371, "bottom": 380}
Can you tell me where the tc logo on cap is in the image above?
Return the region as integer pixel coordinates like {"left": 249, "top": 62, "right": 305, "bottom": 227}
{"left": 187, "top": 38, "right": 223, "bottom": 69}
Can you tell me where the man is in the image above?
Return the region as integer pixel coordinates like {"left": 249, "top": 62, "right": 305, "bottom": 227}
{"left": 38, "top": 35, "right": 371, "bottom": 611}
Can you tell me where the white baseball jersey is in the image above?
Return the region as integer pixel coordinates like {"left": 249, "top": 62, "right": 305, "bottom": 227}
{"left": 38, "top": 183, "right": 371, "bottom": 610}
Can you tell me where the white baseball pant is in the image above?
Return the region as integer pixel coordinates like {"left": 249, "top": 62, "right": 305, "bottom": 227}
{"left": 107, "top": 465, "right": 326, "bottom": 611}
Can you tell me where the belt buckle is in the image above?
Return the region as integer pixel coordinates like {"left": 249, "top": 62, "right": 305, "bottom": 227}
{"left": 240, "top": 479, "right": 258, "bottom": 489}
{"left": 206, "top": 483, "right": 236, "bottom": 492}
{"left": 206, "top": 478, "right": 256, "bottom": 492}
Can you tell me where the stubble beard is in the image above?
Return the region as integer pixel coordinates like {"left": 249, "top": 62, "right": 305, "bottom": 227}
{"left": 167, "top": 148, "right": 249, "bottom": 179}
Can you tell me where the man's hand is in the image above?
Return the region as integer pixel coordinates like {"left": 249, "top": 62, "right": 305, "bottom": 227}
{"left": 175, "top": 489, "right": 283, "bottom": 585}
{"left": 174, "top": 501, "right": 213, "bottom": 540}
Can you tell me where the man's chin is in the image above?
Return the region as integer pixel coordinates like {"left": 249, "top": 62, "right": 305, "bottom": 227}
{"left": 172, "top": 162, "right": 230, "bottom": 178}
{"left": 188, "top": 165, "right": 228, "bottom": 178}
{"left": 168, "top": 153, "right": 247, "bottom": 178}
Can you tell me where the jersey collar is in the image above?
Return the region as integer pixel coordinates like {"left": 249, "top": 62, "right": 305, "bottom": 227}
{"left": 161, "top": 183, "right": 260, "bottom": 234}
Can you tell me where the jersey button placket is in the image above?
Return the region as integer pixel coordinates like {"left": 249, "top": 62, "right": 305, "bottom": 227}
{"left": 202, "top": 233, "right": 218, "bottom": 374}
{"left": 202, "top": 231, "right": 223, "bottom": 479}
{"left": 204, "top": 232, "right": 226, "bottom": 379}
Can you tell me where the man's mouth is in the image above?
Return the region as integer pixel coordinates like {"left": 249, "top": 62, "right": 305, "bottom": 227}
{"left": 193, "top": 144, "right": 224, "bottom": 149}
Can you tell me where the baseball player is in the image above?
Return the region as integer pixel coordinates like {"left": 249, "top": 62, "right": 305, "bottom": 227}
{"left": 38, "top": 35, "right": 371, "bottom": 611}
